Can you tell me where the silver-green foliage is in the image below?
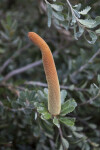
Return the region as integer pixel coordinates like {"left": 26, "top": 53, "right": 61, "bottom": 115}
{"left": 45, "top": 0, "right": 100, "bottom": 44}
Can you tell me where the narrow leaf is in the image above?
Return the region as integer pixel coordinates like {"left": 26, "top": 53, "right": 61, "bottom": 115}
{"left": 51, "top": 4, "right": 63, "bottom": 11}
{"left": 75, "top": 26, "right": 84, "bottom": 38}
{"left": 61, "top": 90, "right": 67, "bottom": 104}
{"left": 61, "top": 137, "right": 69, "bottom": 149}
{"left": 53, "top": 11, "right": 64, "bottom": 21}
{"left": 97, "top": 74, "right": 100, "bottom": 84}
{"left": 73, "top": 132, "right": 84, "bottom": 138}
{"left": 47, "top": 4, "right": 52, "bottom": 27}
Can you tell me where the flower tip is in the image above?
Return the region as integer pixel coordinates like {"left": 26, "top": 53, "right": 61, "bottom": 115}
{"left": 28, "top": 32, "right": 33, "bottom": 38}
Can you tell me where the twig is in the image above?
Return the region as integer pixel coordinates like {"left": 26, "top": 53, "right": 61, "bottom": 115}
{"left": 0, "top": 28, "right": 49, "bottom": 76}
{"left": 2, "top": 60, "right": 42, "bottom": 83}
{"left": 1, "top": 48, "right": 60, "bottom": 83}
{"left": 0, "top": 43, "right": 31, "bottom": 74}
{"left": 71, "top": 49, "right": 100, "bottom": 79}
{"left": 66, "top": 0, "right": 78, "bottom": 21}
{"left": 25, "top": 81, "right": 88, "bottom": 92}
{"left": 78, "top": 90, "right": 100, "bottom": 106}
{"left": 0, "top": 83, "right": 25, "bottom": 96}
{"left": 58, "top": 127, "right": 67, "bottom": 150}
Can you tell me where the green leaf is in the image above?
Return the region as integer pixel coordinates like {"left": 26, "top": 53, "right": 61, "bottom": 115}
{"left": 39, "top": 119, "right": 54, "bottom": 138}
{"left": 74, "top": 24, "right": 78, "bottom": 40}
{"left": 78, "top": 19, "right": 96, "bottom": 28}
{"left": 75, "top": 26, "right": 84, "bottom": 38}
{"left": 69, "top": 85, "right": 75, "bottom": 91}
{"left": 86, "top": 31, "right": 97, "bottom": 44}
{"left": 71, "top": 16, "right": 76, "bottom": 24}
{"left": 92, "top": 16, "right": 100, "bottom": 28}
{"left": 59, "top": 144, "right": 63, "bottom": 150}
{"left": 59, "top": 117, "right": 75, "bottom": 126}
{"left": 53, "top": 11, "right": 64, "bottom": 21}
{"left": 53, "top": 117, "right": 60, "bottom": 128}
{"left": 79, "top": 6, "right": 91, "bottom": 15}
{"left": 61, "top": 90, "right": 67, "bottom": 104}
{"left": 73, "top": 131, "right": 84, "bottom": 138}
{"left": 0, "top": 48, "right": 5, "bottom": 54}
{"left": 51, "top": 4, "right": 63, "bottom": 11}
{"left": 90, "top": 84, "right": 99, "bottom": 96}
{"left": 97, "top": 74, "right": 100, "bottom": 84}
{"left": 44, "top": 88, "right": 48, "bottom": 96}
{"left": 73, "top": 4, "right": 81, "bottom": 10}
{"left": 37, "top": 90, "right": 47, "bottom": 102}
{"left": 95, "top": 29, "right": 100, "bottom": 34}
{"left": 73, "top": 9, "right": 80, "bottom": 18}
{"left": 61, "top": 22, "right": 69, "bottom": 30}
{"left": 61, "top": 99, "right": 77, "bottom": 116}
{"left": 41, "top": 112, "right": 52, "bottom": 120}
{"left": 61, "top": 137, "right": 69, "bottom": 149}
{"left": 36, "top": 103, "right": 48, "bottom": 114}
{"left": 47, "top": 4, "right": 52, "bottom": 27}
{"left": 37, "top": 106, "right": 47, "bottom": 113}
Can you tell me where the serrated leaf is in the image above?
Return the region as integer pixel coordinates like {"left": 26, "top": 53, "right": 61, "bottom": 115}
{"left": 61, "top": 99, "right": 77, "bottom": 116}
{"left": 78, "top": 19, "right": 96, "bottom": 28}
{"left": 61, "top": 137, "right": 69, "bottom": 149}
{"left": 47, "top": 4, "right": 52, "bottom": 27}
{"left": 59, "top": 117, "right": 75, "bottom": 126}
{"left": 51, "top": 4, "right": 63, "bottom": 11}
{"left": 61, "top": 90, "right": 67, "bottom": 104}
{"left": 79, "top": 6, "right": 91, "bottom": 15}
{"left": 53, "top": 11, "right": 64, "bottom": 21}
{"left": 53, "top": 117, "right": 60, "bottom": 128}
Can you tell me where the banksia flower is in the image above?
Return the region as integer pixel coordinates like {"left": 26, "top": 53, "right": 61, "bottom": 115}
{"left": 28, "top": 32, "right": 61, "bottom": 116}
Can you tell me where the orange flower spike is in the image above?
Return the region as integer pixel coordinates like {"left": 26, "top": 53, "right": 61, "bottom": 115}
{"left": 28, "top": 32, "right": 61, "bottom": 116}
